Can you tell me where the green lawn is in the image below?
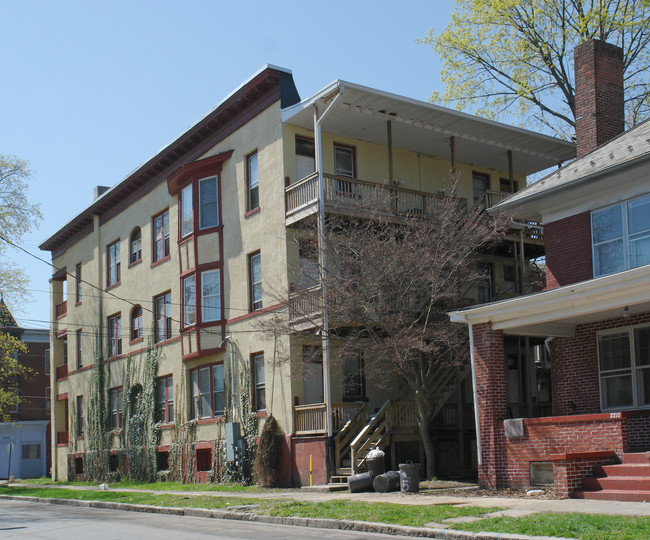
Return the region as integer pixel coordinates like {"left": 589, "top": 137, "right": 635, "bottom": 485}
{"left": 6, "top": 484, "right": 650, "bottom": 538}
{"left": 14, "top": 478, "right": 261, "bottom": 492}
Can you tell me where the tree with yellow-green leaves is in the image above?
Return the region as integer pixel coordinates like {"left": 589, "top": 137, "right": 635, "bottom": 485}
{"left": 0, "top": 155, "right": 42, "bottom": 419}
{"left": 422, "top": 0, "right": 650, "bottom": 138}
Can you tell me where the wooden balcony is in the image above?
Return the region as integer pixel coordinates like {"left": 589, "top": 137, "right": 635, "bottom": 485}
{"left": 482, "top": 190, "right": 544, "bottom": 244}
{"left": 56, "top": 364, "right": 68, "bottom": 381}
{"left": 293, "top": 402, "right": 367, "bottom": 436}
{"left": 56, "top": 300, "right": 67, "bottom": 319}
{"left": 57, "top": 431, "right": 69, "bottom": 445}
{"left": 289, "top": 285, "right": 322, "bottom": 330}
{"left": 286, "top": 173, "right": 454, "bottom": 226}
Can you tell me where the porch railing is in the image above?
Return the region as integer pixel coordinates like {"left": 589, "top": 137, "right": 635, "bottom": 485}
{"left": 56, "top": 300, "right": 67, "bottom": 319}
{"left": 508, "top": 401, "right": 553, "bottom": 419}
{"left": 286, "top": 173, "right": 458, "bottom": 221}
{"left": 289, "top": 285, "right": 322, "bottom": 323}
{"left": 293, "top": 402, "right": 366, "bottom": 436}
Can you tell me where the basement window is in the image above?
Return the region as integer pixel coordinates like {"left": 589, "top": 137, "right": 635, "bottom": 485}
{"left": 195, "top": 448, "right": 212, "bottom": 472}
{"left": 530, "top": 461, "right": 554, "bottom": 486}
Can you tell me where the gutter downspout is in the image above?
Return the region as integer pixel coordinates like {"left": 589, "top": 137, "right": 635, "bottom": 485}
{"left": 468, "top": 322, "right": 482, "bottom": 466}
{"left": 314, "top": 86, "right": 343, "bottom": 439}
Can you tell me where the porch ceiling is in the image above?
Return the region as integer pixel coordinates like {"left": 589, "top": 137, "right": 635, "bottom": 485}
{"left": 448, "top": 264, "right": 650, "bottom": 337}
{"left": 282, "top": 81, "right": 576, "bottom": 177}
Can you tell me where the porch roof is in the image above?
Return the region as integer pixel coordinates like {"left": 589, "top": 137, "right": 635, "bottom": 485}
{"left": 282, "top": 80, "right": 575, "bottom": 177}
{"left": 448, "top": 264, "right": 650, "bottom": 337}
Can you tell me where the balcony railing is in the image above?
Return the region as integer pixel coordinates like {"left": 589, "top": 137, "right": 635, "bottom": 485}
{"left": 286, "top": 173, "right": 456, "bottom": 224}
{"left": 294, "top": 402, "right": 367, "bottom": 436}
{"left": 57, "top": 431, "right": 69, "bottom": 445}
{"left": 56, "top": 300, "right": 67, "bottom": 318}
{"left": 56, "top": 364, "right": 68, "bottom": 381}
{"left": 289, "top": 285, "right": 322, "bottom": 325}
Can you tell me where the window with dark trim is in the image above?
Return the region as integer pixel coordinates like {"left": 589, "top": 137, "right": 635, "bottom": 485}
{"left": 190, "top": 363, "right": 225, "bottom": 419}
{"left": 476, "top": 262, "right": 494, "bottom": 304}
{"left": 157, "top": 376, "right": 174, "bottom": 424}
{"left": 76, "top": 395, "right": 84, "bottom": 437}
{"left": 75, "top": 263, "right": 82, "bottom": 303}
{"left": 109, "top": 387, "right": 123, "bottom": 429}
{"left": 76, "top": 329, "right": 83, "bottom": 370}
{"left": 201, "top": 269, "right": 221, "bottom": 322}
{"left": 252, "top": 353, "right": 266, "bottom": 411}
{"left": 343, "top": 354, "right": 365, "bottom": 400}
{"left": 180, "top": 184, "right": 193, "bottom": 237}
{"left": 153, "top": 210, "right": 170, "bottom": 262}
{"left": 106, "top": 240, "right": 120, "bottom": 287}
{"left": 154, "top": 292, "right": 172, "bottom": 342}
{"left": 131, "top": 305, "right": 143, "bottom": 341}
{"left": 130, "top": 227, "right": 142, "bottom": 264}
{"left": 249, "top": 251, "right": 262, "bottom": 311}
{"left": 333, "top": 144, "right": 356, "bottom": 196}
{"left": 107, "top": 314, "right": 122, "bottom": 358}
{"left": 198, "top": 176, "right": 219, "bottom": 230}
{"left": 246, "top": 151, "right": 259, "bottom": 211}
{"left": 295, "top": 136, "right": 315, "bottom": 181}
{"left": 472, "top": 172, "right": 489, "bottom": 204}
{"left": 183, "top": 275, "right": 196, "bottom": 327}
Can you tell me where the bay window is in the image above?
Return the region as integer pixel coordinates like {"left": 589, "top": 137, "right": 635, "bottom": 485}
{"left": 592, "top": 193, "right": 650, "bottom": 277}
{"left": 199, "top": 176, "right": 218, "bottom": 229}
{"left": 201, "top": 269, "right": 221, "bottom": 322}
{"left": 181, "top": 184, "right": 193, "bottom": 237}
{"left": 190, "top": 363, "right": 225, "bottom": 419}
{"left": 183, "top": 275, "right": 196, "bottom": 327}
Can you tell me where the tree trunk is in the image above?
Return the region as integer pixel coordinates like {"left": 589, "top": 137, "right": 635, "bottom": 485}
{"left": 415, "top": 396, "right": 435, "bottom": 479}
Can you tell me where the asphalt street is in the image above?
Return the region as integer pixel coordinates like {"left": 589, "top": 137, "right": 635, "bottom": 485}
{"left": 0, "top": 499, "right": 422, "bottom": 539}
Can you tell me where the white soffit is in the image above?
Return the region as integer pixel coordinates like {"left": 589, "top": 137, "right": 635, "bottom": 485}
{"left": 448, "top": 264, "right": 650, "bottom": 337}
{"left": 282, "top": 81, "right": 575, "bottom": 176}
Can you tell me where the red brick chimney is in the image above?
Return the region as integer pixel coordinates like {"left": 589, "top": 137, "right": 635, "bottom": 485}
{"left": 574, "top": 39, "right": 625, "bottom": 158}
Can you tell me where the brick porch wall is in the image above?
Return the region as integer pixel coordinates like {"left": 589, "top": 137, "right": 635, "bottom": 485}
{"left": 544, "top": 212, "right": 592, "bottom": 290}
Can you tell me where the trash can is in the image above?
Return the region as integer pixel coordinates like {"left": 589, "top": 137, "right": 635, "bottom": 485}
{"left": 398, "top": 461, "right": 420, "bottom": 493}
{"left": 348, "top": 471, "right": 374, "bottom": 493}
{"left": 373, "top": 470, "right": 400, "bottom": 493}
{"left": 365, "top": 448, "right": 385, "bottom": 478}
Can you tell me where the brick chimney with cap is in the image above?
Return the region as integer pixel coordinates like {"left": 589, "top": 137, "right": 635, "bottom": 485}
{"left": 574, "top": 39, "right": 625, "bottom": 158}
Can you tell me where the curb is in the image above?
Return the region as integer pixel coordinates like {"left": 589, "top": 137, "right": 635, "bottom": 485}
{"left": 0, "top": 494, "right": 573, "bottom": 540}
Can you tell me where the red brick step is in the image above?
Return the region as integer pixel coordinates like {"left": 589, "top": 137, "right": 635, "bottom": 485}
{"left": 576, "top": 451, "right": 650, "bottom": 501}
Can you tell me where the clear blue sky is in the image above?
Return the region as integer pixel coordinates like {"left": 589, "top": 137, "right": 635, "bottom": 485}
{"left": 0, "top": 0, "right": 455, "bottom": 329}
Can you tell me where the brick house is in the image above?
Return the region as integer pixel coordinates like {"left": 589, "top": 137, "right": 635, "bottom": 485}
{"left": 449, "top": 40, "right": 650, "bottom": 500}
{"left": 0, "top": 299, "right": 50, "bottom": 478}
{"left": 39, "top": 66, "right": 572, "bottom": 485}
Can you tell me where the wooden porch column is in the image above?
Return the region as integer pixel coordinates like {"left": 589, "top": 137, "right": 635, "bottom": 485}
{"left": 387, "top": 120, "right": 394, "bottom": 184}
{"left": 450, "top": 136, "right": 456, "bottom": 174}
{"left": 472, "top": 323, "right": 507, "bottom": 489}
{"left": 507, "top": 149, "right": 514, "bottom": 192}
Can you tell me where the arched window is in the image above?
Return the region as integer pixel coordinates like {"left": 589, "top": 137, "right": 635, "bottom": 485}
{"left": 130, "top": 227, "right": 142, "bottom": 264}
{"left": 131, "top": 305, "right": 143, "bottom": 341}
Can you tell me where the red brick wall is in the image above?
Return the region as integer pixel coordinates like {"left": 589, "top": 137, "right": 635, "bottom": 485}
{"left": 574, "top": 40, "right": 625, "bottom": 158}
{"left": 8, "top": 339, "right": 50, "bottom": 422}
{"left": 545, "top": 212, "right": 593, "bottom": 289}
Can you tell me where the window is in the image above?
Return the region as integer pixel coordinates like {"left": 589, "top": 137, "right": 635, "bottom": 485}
{"left": 22, "top": 444, "right": 40, "bottom": 460}
{"left": 334, "top": 144, "right": 356, "bottom": 196}
{"left": 599, "top": 325, "right": 650, "bottom": 410}
{"left": 247, "top": 151, "right": 259, "bottom": 211}
{"left": 252, "top": 353, "right": 266, "bottom": 411}
{"left": 191, "top": 364, "right": 225, "bottom": 419}
{"left": 155, "top": 292, "right": 172, "bottom": 342}
{"left": 106, "top": 240, "right": 120, "bottom": 287}
{"left": 108, "top": 314, "right": 122, "bottom": 358}
{"left": 201, "top": 269, "right": 221, "bottom": 322}
{"left": 45, "top": 348, "right": 50, "bottom": 375}
{"left": 180, "top": 184, "right": 193, "bottom": 237}
{"left": 334, "top": 144, "right": 355, "bottom": 177}
{"left": 9, "top": 388, "right": 18, "bottom": 413}
{"left": 109, "top": 387, "right": 123, "bottom": 429}
{"left": 472, "top": 172, "right": 489, "bottom": 204}
{"left": 131, "top": 306, "right": 143, "bottom": 341}
{"left": 343, "top": 354, "right": 364, "bottom": 400}
{"left": 130, "top": 228, "right": 142, "bottom": 264}
{"left": 75, "top": 263, "right": 82, "bottom": 303}
{"left": 295, "top": 137, "right": 315, "bottom": 181}
{"left": 157, "top": 376, "right": 174, "bottom": 424}
{"left": 153, "top": 210, "right": 170, "bottom": 262}
{"left": 199, "top": 176, "right": 219, "bottom": 230}
{"left": 477, "top": 262, "right": 494, "bottom": 303}
{"left": 45, "top": 387, "right": 51, "bottom": 414}
{"left": 249, "top": 252, "right": 262, "bottom": 311}
{"left": 592, "top": 193, "right": 650, "bottom": 277}
{"left": 76, "top": 329, "right": 83, "bottom": 369}
{"left": 76, "top": 395, "right": 83, "bottom": 437}
{"left": 183, "top": 275, "right": 196, "bottom": 327}
{"left": 499, "top": 178, "right": 519, "bottom": 193}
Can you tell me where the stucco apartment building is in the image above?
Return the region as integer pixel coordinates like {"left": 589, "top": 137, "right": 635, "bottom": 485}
{"left": 40, "top": 66, "right": 573, "bottom": 485}
{"left": 0, "top": 299, "right": 50, "bottom": 479}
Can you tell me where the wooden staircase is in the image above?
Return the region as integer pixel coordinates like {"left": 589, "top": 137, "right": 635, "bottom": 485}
{"left": 574, "top": 452, "right": 650, "bottom": 501}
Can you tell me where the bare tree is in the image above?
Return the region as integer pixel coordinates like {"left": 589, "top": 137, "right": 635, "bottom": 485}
{"left": 279, "top": 181, "right": 509, "bottom": 478}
